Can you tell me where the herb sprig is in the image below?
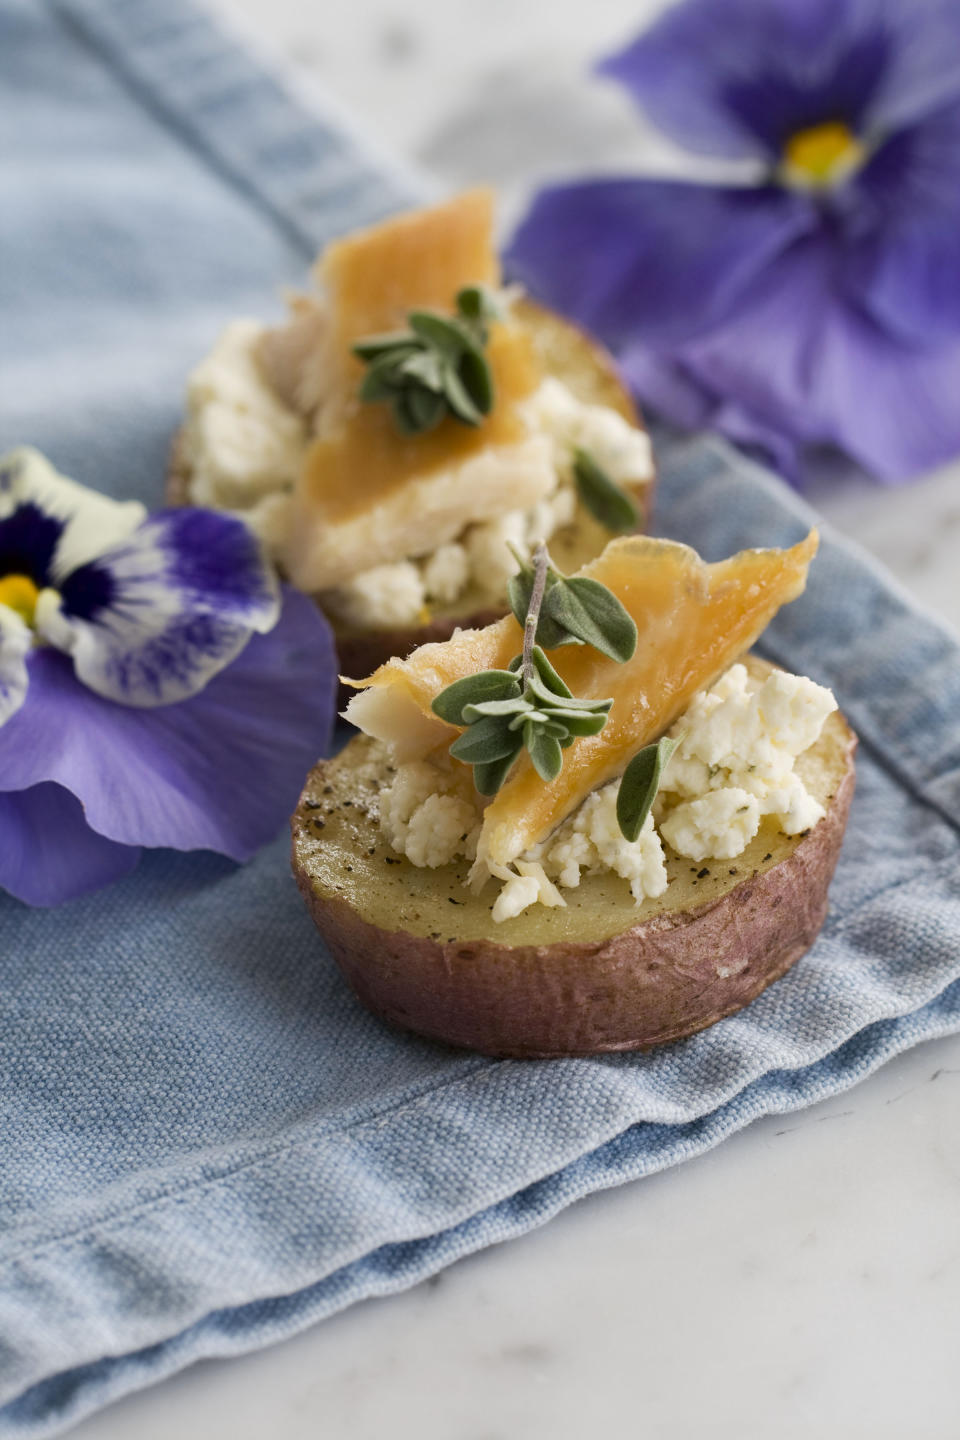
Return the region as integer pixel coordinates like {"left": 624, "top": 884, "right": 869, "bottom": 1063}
{"left": 506, "top": 546, "right": 637, "bottom": 662}
{"left": 432, "top": 544, "right": 628, "bottom": 793}
{"left": 432, "top": 544, "right": 679, "bottom": 837}
{"left": 352, "top": 285, "right": 500, "bottom": 436}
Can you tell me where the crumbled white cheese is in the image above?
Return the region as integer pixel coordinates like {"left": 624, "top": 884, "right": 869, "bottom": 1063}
{"left": 421, "top": 543, "right": 470, "bottom": 605}
{"left": 522, "top": 376, "right": 654, "bottom": 489}
{"left": 376, "top": 661, "right": 835, "bottom": 922}
{"left": 491, "top": 860, "right": 566, "bottom": 922}
{"left": 544, "top": 784, "right": 668, "bottom": 905}
{"left": 660, "top": 788, "right": 761, "bottom": 863}
{"left": 326, "top": 561, "right": 425, "bottom": 629}
{"left": 525, "top": 482, "right": 578, "bottom": 547}
{"left": 404, "top": 793, "right": 480, "bottom": 868}
{"left": 182, "top": 321, "right": 307, "bottom": 522}
{"left": 491, "top": 871, "right": 542, "bottom": 922}
{"left": 379, "top": 761, "right": 480, "bottom": 867}
{"left": 659, "top": 662, "right": 835, "bottom": 851}
{"left": 463, "top": 511, "right": 530, "bottom": 597}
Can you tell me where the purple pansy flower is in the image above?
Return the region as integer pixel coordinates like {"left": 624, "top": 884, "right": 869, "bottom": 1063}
{"left": 508, "top": 0, "right": 960, "bottom": 483}
{"left": 0, "top": 447, "right": 337, "bottom": 906}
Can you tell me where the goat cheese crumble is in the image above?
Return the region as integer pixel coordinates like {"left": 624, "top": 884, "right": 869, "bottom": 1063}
{"left": 376, "top": 663, "right": 836, "bottom": 921}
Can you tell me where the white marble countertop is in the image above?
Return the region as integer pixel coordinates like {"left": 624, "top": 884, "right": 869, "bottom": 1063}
{"left": 72, "top": 2, "right": 959, "bottom": 1436}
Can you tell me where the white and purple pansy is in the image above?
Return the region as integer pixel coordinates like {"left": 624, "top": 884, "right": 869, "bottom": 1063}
{"left": 0, "top": 447, "right": 338, "bottom": 907}
{"left": 0, "top": 446, "right": 280, "bottom": 721}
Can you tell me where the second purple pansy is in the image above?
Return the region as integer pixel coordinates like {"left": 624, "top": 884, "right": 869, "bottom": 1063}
{"left": 508, "top": 0, "right": 960, "bottom": 484}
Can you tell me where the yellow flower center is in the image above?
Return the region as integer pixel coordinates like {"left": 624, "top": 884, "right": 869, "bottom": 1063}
{"left": 0, "top": 573, "right": 40, "bottom": 627}
{"left": 783, "top": 120, "right": 865, "bottom": 187}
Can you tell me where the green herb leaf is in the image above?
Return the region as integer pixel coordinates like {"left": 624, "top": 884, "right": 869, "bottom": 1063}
{"left": 449, "top": 716, "right": 522, "bottom": 764}
{"left": 456, "top": 285, "right": 501, "bottom": 331}
{"left": 527, "top": 645, "right": 572, "bottom": 697}
{"left": 358, "top": 349, "right": 417, "bottom": 402}
{"left": 409, "top": 311, "right": 470, "bottom": 360}
{"left": 542, "top": 575, "right": 637, "bottom": 664}
{"left": 524, "top": 724, "right": 563, "bottom": 782}
{"left": 539, "top": 709, "right": 610, "bottom": 738}
{"left": 354, "top": 292, "right": 498, "bottom": 436}
{"left": 392, "top": 389, "right": 434, "bottom": 435}
{"left": 398, "top": 349, "right": 446, "bottom": 393}
{"left": 351, "top": 331, "right": 417, "bottom": 360}
{"left": 473, "top": 749, "right": 522, "bottom": 796}
{"left": 442, "top": 361, "right": 486, "bottom": 427}
{"left": 402, "top": 386, "right": 447, "bottom": 433}
{"left": 461, "top": 695, "right": 532, "bottom": 722}
{"left": 431, "top": 669, "right": 521, "bottom": 726}
{"left": 507, "top": 564, "right": 571, "bottom": 650}
{"left": 616, "top": 734, "right": 682, "bottom": 842}
{"left": 573, "top": 448, "right": 639, "bottom": 533}
{"left": 458, "top": 347, "right": 494, "bottom": 415}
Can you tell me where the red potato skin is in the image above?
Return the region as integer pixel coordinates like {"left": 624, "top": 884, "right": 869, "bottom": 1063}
{"left": 291, "top": 736, "right": 857, "bottom": 1059}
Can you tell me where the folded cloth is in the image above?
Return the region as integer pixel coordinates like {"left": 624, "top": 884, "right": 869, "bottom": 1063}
{"left": 1, "top": 1, "right": 959, "bottom": 1435}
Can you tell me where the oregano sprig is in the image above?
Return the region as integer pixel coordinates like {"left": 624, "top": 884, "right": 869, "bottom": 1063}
{"left": 353, "top": 285, "right": 500, "bottom": 436}
{"left": 506, "top": 546, "right": 637, "bottom": 662}
{"left": 431, "top": 545, "right": 679, "bottom": 836}
{"left": 432, "top": 544, "right": 613, "bottom": 793}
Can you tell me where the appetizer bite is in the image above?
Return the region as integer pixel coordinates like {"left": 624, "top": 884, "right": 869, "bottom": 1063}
{"left": 292, "top": 532, "right": 857, "bottom": 1058}
{"left": 172, "top": 190, "right": 654, "bottom": 674}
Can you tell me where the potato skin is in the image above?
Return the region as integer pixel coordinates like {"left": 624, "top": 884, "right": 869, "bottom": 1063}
{"left": 168, "top": 300, "right": 654, "bottom": 679}
{"left": 291, "top": 729, "right": 856, "bottom": 1059}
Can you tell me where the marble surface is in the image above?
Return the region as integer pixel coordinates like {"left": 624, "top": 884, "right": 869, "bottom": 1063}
{"left": 72, "top": 2, "right": 959, "bottom": 1436}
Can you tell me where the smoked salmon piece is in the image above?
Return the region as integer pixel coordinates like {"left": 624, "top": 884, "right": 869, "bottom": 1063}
{"left": 345, "top": 531, "right": 819, "bottom": 865}
{"left": 283, "top": 190, "right": 544, "bottom": 591}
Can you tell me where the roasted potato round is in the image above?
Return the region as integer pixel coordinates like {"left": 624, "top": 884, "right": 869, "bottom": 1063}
{"left": 291, "top": 660, "right": 857, "bottom": 1058}
{"left": 169, "top": 298, "right": 654, "bottom": 678}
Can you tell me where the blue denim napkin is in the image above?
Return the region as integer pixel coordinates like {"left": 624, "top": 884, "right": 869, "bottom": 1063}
{"left": 2, "top": 2, "right": 959, "bottom": 1435}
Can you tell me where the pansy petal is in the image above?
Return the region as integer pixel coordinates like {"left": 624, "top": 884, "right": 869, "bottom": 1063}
{"left": 0, "top": 782, "right": 140, "bottom": 907}
{"left": 507, "top": 178, "right": 813, "bottom": 348}
{"left": 599, "top": 0, "right": 896, "bottom": 161}
{"left": 0, "top": 588, "right": 336, "bottom": 861}
{"left": 673, "top": 236, "right": 960, "bottom": 480}
{"left": 38, "top": 508, "right": 281, "bottom": 708}
{"left": 620, "top": 343, "right": 804, "bottom": 483}
{"left": 601, "top": 0, "right": 960, "bottom": 162}
{"left": 0, "top": 446, "right": 145, "bottom": 583}
{"left": 0, "top": 605, "right": 32, "bottom": 727}
{"left": 842, "top": 100, "right": 960, "bottom": 342}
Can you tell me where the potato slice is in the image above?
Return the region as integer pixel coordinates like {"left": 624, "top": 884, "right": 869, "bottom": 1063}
{"left": 292, "top": 658, "right": 856, "bottom": 1058}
